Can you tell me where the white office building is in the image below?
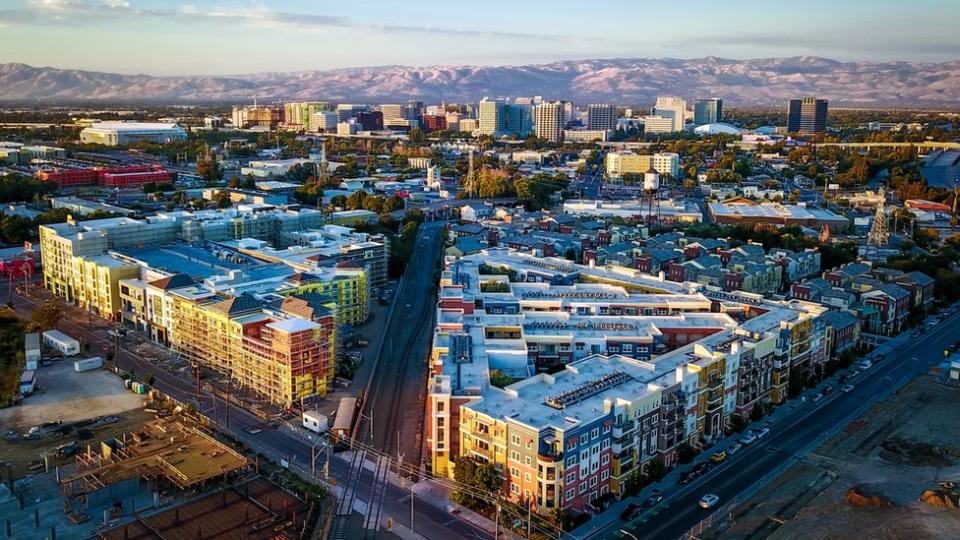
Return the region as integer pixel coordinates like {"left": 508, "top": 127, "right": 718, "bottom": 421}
{"left": 653, "top": 96, "right": 688, "bottom": 132}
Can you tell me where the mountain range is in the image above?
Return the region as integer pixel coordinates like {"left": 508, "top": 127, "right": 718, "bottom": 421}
{"left": 1, "top": 56, "right": 959, "bottom": 106}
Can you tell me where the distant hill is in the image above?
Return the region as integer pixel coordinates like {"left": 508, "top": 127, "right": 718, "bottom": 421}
{"left": 1, "top": 56, "right": 959, "bottom": 106}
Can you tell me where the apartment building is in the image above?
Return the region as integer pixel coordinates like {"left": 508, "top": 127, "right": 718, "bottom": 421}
{"left": 533, "top": 101, "right": 564, "bottom": 143}
{"left": 428, "top": 249, "right": 831, "bottom": 514}
{"left": 605, "top": 152, "right": 680, "bottom": 179}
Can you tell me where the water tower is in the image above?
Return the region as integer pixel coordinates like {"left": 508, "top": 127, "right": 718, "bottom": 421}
{"left": 642, "top": 167, "right": 661, "bottom": 225}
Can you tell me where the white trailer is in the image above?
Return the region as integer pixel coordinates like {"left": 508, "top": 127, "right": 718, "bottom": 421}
{"left": 43, "top": 330, "right": 80, "bottom": 356}
{"left": 302, "top": 410, "right": 329, "bottom": 433}
{"left": 74, "top": 356, "right": 103, "bottom": 373}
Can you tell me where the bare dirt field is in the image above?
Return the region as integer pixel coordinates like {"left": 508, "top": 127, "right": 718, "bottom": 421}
{"left": 0, "top": 360, "right": 151, "bottom": 478}
{"left": 704, "top": 373, "right": 960, "bottom": 540}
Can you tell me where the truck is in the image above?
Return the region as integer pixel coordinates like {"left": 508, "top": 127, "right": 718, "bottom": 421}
{"left": 74, "top": 356, "right": 103, "bottom": 373}
{"left": 302, "top": 410, "right": 329, "bottom": 433}
{"left": 25, "top": 332, "right": 41, "bottom": 370}
{"left": 43, "top": 330, "right": 80, "bottom": 357}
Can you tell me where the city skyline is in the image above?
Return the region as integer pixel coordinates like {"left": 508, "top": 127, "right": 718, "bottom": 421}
{"left": 0, "top": 0, "right": 958, "bottom": 75}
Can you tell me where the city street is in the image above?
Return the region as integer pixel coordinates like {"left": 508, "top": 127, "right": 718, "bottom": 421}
{"left": 9, "top": 228, "right": 485, "bottom": 540}
{"left": 577, "top": 306, "right": 960, "bottom": 540}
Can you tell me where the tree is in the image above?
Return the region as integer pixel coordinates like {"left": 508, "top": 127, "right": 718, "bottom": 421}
{"left": 450, "top": 456, "right": 503, "bottom": 512}
{"left": 489, "top": 369, "right": 512, "bottom": 388}
{"left": 31, "top": 301, "right": 64, "bottom": 331}
{"left": 677, "top": 442, "right": 697, "bottom": 464}
{"left": 750, "top": 402, "right": 767, "bottom": 422}
{"left": 383, "top": 195, "right": 405, "bottom": 213}
{"left": 214, "top": 191, "right": 232, "bottom": 208}
{"left": 196, "top": 154, "right": 222, "bottom": 181}
{"left": 730, "top": 414, "right": 749, "bottom": 433}
{"left": 407, "top": 128, "right": 425, "bottom": 144}
{"left": 645, "top": 458, "right": 668, "bottom": 482}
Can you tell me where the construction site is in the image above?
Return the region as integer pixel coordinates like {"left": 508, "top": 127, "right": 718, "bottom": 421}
{"left": 701, "top": 373, "right": 960, "bottom": 539}
{"left": 0, "top": 411, "right": 320, "bottom": 540}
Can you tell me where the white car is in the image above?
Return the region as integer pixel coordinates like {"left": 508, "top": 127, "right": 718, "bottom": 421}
{"left": 858, "top": 360, "right": 873, "bottom": 370}
{"left": 739, "top": 433, "right": 758, "bottom": 445}
{"left": 699, "top": 494, "right": 720, "bottom": 509}
{"left": 841, "top": 384, "right": 855, "bottom": 393}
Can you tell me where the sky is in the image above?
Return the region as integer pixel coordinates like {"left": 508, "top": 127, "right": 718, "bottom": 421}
{"left": 0, "top": 0, "right": 958, "bottom": 75}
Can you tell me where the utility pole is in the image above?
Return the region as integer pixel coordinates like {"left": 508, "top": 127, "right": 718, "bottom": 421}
{"left": 494, "top": 501, "right": 500, "bottom": 540}
{"left": 527, "top": 498, "right": 532, "bottom": 539}
{"left": 410, "top": 481, "right": 415, "bottom": 535}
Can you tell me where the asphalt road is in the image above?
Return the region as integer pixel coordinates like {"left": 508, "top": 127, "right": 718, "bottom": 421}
{"left": 585, "top": 308, "right": 960, "bottom": 540}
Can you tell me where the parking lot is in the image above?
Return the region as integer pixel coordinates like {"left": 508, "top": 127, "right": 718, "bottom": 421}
{"left": 0, "top": 357, "right": 151, "bottom": 477}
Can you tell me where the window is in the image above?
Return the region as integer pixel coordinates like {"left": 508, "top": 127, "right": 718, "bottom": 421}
{"left": 566, "top": 457, "right": 576, "bottom": 467}
{"left": 566, "top": 489, "right": 575, "bottom": 502}
{"left": 567, "top": 439, "right": 576, "bottom": 451}
{"left": 603, "top": 424, "right": 611, "bottom": 434}
{"left": 623, "top": 343, "right": 633, "bottom": 353}
{"left": 591, "top": 428, "right": 599, "bottom": 439}
{"left": 601, "top": 454, "right": 610, "bottom": 465}
{"left": 579, "top": 482, "right": 588, "bottom": 494}
{"left": 589, "top": 476, "right": 598, "bottom": 488}
{"left": 601, "top": 470, "right": 610, "bottom": 481}
{"left": 566, "top": 472, "right": 576, "bottom": 483}
{"left": 580, "top": 434, "right": 588, "bottom": 445}
{"left": 608, "top": 346, "right": 620, "bottom": 353}
{"left": 525, "top": 473, "right": 531, "bottom": 483}
{"left": 575, "top": 342, "right": 585, "bottom": 351}
{"left": 580, "top": 450, "right": 589, "bottom": 462}
{"left": 511, "top": 435, "right": 520, "bottom": 445}
{"left": 511, "top": 483, "right": 520, "bottom": 494}
{"left": 525, "top": 456, "right": 532, "bottom": 466}
{"left": 510, "top": 451, "right": 520, "bottom": 461}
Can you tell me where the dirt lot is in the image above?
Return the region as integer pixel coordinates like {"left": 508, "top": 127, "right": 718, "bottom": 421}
{"left": 704, "top": 374, "right": 960, "bottom": 540}
{"left": 0, "top": 359, "right": 152, "bottom": 478}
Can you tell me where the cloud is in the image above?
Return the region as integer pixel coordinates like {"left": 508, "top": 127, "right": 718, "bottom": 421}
{"left": 7, "top": 0, "right": 584, "bottom": 41}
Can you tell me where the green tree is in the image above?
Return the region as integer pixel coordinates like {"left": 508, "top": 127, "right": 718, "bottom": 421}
{"left": 383, "top": 195, "right": 405, "bottom": 213}
{"left": 489, "top": 369, "right": 512, "bottom": 388}
{"left": 677, "top": 442, "right": 697, "bottom": 464}
{"left": 450, "top": 456, "right": 503, "bottom": 512}
{"left": 214, "top": 191, "right": 232, "bottom": 208}
{"left": 645, "top": 458, "right": 668, "bottom": 482}
{"left": 407, "top": 128, "right": 426, "bottom": 144}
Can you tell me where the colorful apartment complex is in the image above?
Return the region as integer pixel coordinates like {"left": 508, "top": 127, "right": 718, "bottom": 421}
{"left": 38, "top": 211, "right": 377, "bottom": 407}
{"left": 427, "top": 249, "right": 829, "bottom": 514}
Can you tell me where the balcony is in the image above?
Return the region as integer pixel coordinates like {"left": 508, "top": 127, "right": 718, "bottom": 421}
{"left": 612, "top": 419, "right": 635, "bottom": 438}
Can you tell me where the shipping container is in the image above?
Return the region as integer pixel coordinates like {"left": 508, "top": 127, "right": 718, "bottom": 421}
{"left": 331, "top": 397, "right": 358, "bottom": 440}
{"left": 43, "top": 330, "right": 81, "bottom": 357}
{"left": 25, "top": 333, "right": 41, "bottom": 370}
{"left": 74, "top": 356, "right": 103, "bottom": 373}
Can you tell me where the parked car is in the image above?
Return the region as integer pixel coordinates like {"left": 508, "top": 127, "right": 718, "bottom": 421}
{"left": 739, "top": 433, "right": 758, "bottom": 445}
{"left": 727, "top": 442, "right": 742, "bottom": 455}
{"left": 710, "top": 450, "right": 727, "bottom": 463}
{"left": 812, "top": 392, "right": 824, "bottom": 403}
{"left": 823, "top": 384, "right": 834, "bottom": 395}
{"left": 679, "top": 472, "right": 693, "bottom": 485}
{"left": 693, "top": 462, "right": 711, "bottom": 475}
{"left": 756, "top": 427, "right": 771, "bottom": 438}
{"left": 643, "top": 490, "right": 663, "bottom": 508}
{"left": 620, "top": 503, "right": 641, "bottom": 521}
{"left": 699, "top": 494, "right": 720, "bottom": 509}
{"left": 839, "top": 374, "right": 848, "bottom": 384}
{"left": 841, "top": 384, "right": 855, "bottom": 393}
